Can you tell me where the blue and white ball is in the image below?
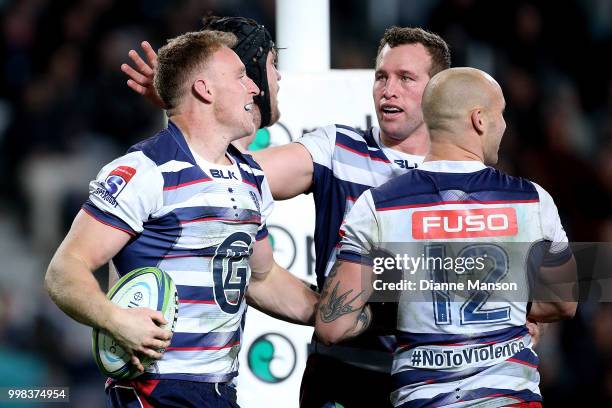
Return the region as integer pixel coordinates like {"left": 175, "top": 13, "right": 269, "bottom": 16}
{"left": 92, "top": 267, "right": 178, "bottom": 380}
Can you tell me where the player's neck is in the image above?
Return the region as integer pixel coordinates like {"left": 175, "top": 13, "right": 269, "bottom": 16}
{"left": 380, "top": 124, "right": 430, "bottom": 156}
{"left": 231, "top": 130, "right": 256, "bottom": 153}
{"left": 170, "top": 114, "right": 232, "bottom": 165}
{"left": 424, "top": 139, "right": 483, "bottom": 163}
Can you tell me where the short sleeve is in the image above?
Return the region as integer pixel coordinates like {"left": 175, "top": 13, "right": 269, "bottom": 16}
{"left": 82, "top": 151, "right": 164, "bottom": 235}
{"left": 337, "top": 190, "right": 379, "bottom": 266}
{"left": 295, "top": 125, "right": 337, "bottom": 170}
{"left": 532, "top": 182, "right": 572, "bottom": 266}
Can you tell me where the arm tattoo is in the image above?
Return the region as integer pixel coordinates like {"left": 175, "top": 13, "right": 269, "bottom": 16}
{"left": 358, "top": 308, "right": 370, "bottom": 327}
{"left": 319, "top": 280, "right": 365, "bottom": 323}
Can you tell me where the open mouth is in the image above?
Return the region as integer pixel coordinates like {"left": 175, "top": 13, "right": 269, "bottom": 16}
{"left": 380, "top": 104, "right": 404, "bottom": 118}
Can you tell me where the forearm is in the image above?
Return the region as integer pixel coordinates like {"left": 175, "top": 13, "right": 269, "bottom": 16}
{"left": 315, "top": 262, "right": 372, "bottom": 344}
{"left": 246, "top": 264, "right": 318, "bottom": 325}
{"left": 528, "top": 257, "right": 578, "bottom": 322}
{"left": 527, "top": 301, "right": 577, "bottom": 322}
{"left": 319, "top": 304, "right": 371, "bottom": 345}
{"left": 45, "top": 252, "right": 117, "bottom": 332}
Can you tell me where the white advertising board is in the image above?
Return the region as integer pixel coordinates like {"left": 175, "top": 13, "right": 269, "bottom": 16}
{"left": 238, "top": 69, "right": 376, "bottom": 407}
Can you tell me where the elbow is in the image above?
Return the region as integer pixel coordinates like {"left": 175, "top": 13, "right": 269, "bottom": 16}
{"left": 44, "top": 265, "right": 56, "bottom": 300}
{"left": 559, "top": 302, "right": 577, "bottom": 320}
{"left": 315, "top": 326, "right": 345, "bottom": 345}
{"left": 529, "top": 301, "right": 577, "bottom": 322}
{"left": 44, "top": 260, "right": 62, "bottom": 302}
{"left": 44, "top": 263, "right": 54, "bottom": 293}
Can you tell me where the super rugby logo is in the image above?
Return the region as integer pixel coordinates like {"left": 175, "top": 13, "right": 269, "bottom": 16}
{"left": 412, "top": 208, "right": 518, "bottom": 239}
{"left": 103, "top": 166, "right": 136, "bottom": 198}
{"left": 247, "top": 333, "right": 297, "bottom": 383}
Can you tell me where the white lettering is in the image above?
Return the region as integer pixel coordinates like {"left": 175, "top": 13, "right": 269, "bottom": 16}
{"left": 488, "top": 214, "right": 509, "bottom": 230}
{"left": 423, "top": 216, "right": 441, "bottom": 233}
{"left": 465, "top": 214, "right": 486, "bottom": 231}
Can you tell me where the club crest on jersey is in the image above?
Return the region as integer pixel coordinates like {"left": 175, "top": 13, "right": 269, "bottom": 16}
{"left": 412, "top": 207, "right": 518, "bottom": 239}
{"left": 249, "top": 191, "right": 261, "bottom": 213}
{"left": 103, "top": 166, "right": 136, "bottom": 198}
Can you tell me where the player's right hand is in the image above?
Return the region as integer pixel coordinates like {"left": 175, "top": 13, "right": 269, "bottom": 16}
{"left": 121, "top": 41, "right": 166, "bottom": 109}
{"left": 527, "top": 318, "right": 546, "bottom": 347}
{"left": 108, "top": 306, "right": 173, "bottom": 371}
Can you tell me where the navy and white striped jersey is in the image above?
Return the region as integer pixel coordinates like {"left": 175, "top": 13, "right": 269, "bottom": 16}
{"left": 83, "top": 121, "right": 273, "bottom": 383}
{"left": 297, "top": 124, "right": 423, "bottom": 289}
{"left": 338, "top": 160, "right": 571, "bottom": 407}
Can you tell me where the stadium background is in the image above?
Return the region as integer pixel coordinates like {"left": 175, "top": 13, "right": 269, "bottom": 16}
{"left": 0, "top": 0, "right": 611, "bottom": 406}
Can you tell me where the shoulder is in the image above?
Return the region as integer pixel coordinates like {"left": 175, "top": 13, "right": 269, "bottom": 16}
{"left": 98, "top": 149, "right": 159, "bottom": 181}
{"left": 234, "top": 148, "right": 263, "bottom": 172}
{"left": 369, "top": 170, "right": 432, "bottom": 209}
{"left": 474, "top": 167, "right": 538, "bottom": 195}
{"left": 333, "top": 125, "right": 378, "bottom": 147}
{"left": 128, "top": 127, "right": 185, "bottom": 167}
{"left": 527, "top": 180, "right": 557, "bottom": 211}
{"left": 299, "top": 124, "right": 370, "bottom": 145}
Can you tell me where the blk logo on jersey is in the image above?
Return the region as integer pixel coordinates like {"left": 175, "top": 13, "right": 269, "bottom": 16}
{"left": 103, "top": 166, "right": 136, "bottom": 198}
{"left": 394, "top": 159, "right": 418, "bottom": 169}
{"left": 412, "top": 207, "right": 518, "bottom": 239}
{"left": 210, "top": 169, "right": 238, "bottom": 180}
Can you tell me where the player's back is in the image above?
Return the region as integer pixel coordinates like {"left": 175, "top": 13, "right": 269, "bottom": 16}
{"left": 360, "top": 160, "right": 570, "bottom": 407}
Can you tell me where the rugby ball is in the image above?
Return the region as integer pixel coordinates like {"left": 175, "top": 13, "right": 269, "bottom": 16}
{"left": 92, "top": 267, "right": 179, "bottom": 380}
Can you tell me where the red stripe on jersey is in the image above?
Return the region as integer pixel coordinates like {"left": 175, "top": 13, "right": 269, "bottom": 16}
{"left": 335, "top": 142, "right": 390, "bottom": 163}
{"left": 179, "top": 299, "right": 216, "bottom": 304}
{"left": 506, "top": 357, "right": 538, "bottom": 368}
{"left": 81, "top": 208, "right": 136, "bottom": 237}
{"left": 163, "top": 178, "right": 211, "bottom": 191}
{"left": 379, "top": 199, "right": 539, "bottom": 212}
{"left": 166, "top": 341, "right": 240, "bottom": 351}
{"left": 506, "top": 403, "right": 542, "bottom": 408}
{"left": 181, "top": 216, "right": 261, "bottom": 225}
{"left": 242, "top": 179, "right": 258, "bottom": 189}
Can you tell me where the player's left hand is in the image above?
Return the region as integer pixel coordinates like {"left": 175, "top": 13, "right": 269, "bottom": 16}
{"left": 121, "top": 41, "right": 165, "bottom": 109}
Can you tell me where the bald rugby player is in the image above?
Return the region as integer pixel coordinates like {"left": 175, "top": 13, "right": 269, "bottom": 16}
{"left": 316, "top": 67, "right": 577, "bottom": 407}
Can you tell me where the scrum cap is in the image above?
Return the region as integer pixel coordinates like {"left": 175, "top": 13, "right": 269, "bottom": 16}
{"left": 203, "top": 16, "right": 276, "bottom": 128}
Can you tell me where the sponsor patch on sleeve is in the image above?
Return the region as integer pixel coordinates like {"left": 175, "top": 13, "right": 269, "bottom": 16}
{"left": 102, "top": 166, "right": 137, "bottom": 198}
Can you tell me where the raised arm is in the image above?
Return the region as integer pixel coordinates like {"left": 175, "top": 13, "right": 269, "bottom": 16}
{"left": 251, "top": 142, "right": 314, "bottom": 200}
{"left": 45, "top": 210, "right": 172, "bottom": 372}
{"left": 121, "top": 41, "right": 165, "bottom": 108}
{"left": 246, "top": 236, "right": 319, "bottom": 325}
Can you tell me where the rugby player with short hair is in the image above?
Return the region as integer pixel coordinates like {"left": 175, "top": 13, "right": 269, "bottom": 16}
{"left": 122, "top": 16, "right": 281, "bottom": 150}
{"left": 315, "top": 67, "right": 577, "bottom": 407}
{"left": 46, "top": 30, "right": 317, "bottom": 407}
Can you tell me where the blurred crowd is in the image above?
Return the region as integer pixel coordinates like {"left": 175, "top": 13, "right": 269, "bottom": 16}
{"left": 0, "top": 0, "right": 610, "bottom": 406}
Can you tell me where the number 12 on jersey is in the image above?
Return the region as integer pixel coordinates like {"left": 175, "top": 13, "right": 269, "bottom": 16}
{"left": 426, "top": 244, "right": 511, "bottom": 326}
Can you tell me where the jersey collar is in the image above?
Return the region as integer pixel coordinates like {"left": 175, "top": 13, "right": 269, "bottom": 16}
{"left": 418, "top": 160, "right": 487, "bottom": 173}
